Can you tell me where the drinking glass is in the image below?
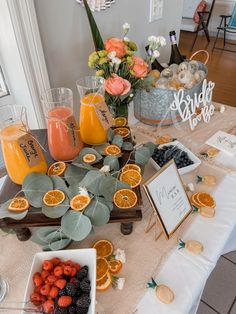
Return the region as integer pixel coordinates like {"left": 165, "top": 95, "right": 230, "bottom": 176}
{"left": 0, "top": 276, "right": 9, "bottom": 303}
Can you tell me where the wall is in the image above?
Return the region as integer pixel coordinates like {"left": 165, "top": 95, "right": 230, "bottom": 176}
{"left": 34, "top": 0, "right": 184, "bottom": 110}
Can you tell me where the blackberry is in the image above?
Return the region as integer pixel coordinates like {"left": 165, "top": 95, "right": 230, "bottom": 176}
{"left": 68, "top": 304, "right": 78, "bottom": 314}
{"left": 76, "top": 266, "right": 88, "bottom": 280}
{"left": 54, "top": 306, "right": 68, "bottom": 314}
{"left": 65, "top": 283, "right": 77, "bottom": 297}
{"left": 76, "top": 294, "right": 91, "bottom": 308}
{"left": 79, "top": 278, "right": 91, "bottom": 294}
{"left": 76, "top": 307, "right": 89, "bottom": 314}
{"left": 72, "top": 295, "right": 79, "bottom": 304}
{"left": 58, "top": 288, "right": 67, "bottom": 297}
{"left": 72, "top": 278, "right": 80, "bottom": 290}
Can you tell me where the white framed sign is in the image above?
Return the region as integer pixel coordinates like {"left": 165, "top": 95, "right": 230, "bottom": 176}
{"left": 206, "top": 130, "right": 236, "bottom": 156}
{"left": 143, "top": 160, "right": 192, "bottom": 239}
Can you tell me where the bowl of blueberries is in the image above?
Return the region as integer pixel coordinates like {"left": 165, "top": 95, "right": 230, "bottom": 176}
{"left": 151, "top": 141, "right": 201, "bottom": 175}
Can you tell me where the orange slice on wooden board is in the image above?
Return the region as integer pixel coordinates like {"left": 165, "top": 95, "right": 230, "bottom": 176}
{"left": 113, "top": 127, "right": 130, "bottom": 138}
{"left": 96, "top": 272, "right": 112, "bottom": 291}
{"left": 8, "top": 197, "right": 29, "bottom": 213}
{"left": 119, "top": 169, "right": 142, "bottom": 188}
{"left": 156, "top": 134, "right": 172, "bottom": 145}
{"left": 108, "top": 260, "right": 122, "bottom": 274}
{"left": 196, "top": 192, "right": 216, "bottom": 208}
{"left": 190, "top": 193, "right": 202, "bottom": 208}
{"left": 207, "top": 147, "right": 219, "bottom": 158}
{"left": 93, "top": 239, "right": 113, "bottom": 258}
{"left": 70, "top": 194, "right": 91, "bottom": 211}
{"left": 47, "top": 161, "right": 66, "bottom": 176}
{"left": 114, "top": 117, "right": 127, "bottom": 127}
{"left": 82, "top": 153, "right": 96, "bottom": 164}
{"left": 96, "top": 257, "right": 109, "bottom": 281}
{"left": 104, "top": 145, "right": 121, "bottom": 156}
{"left": 113, "top": 189, "right": 138, "bottom": 209}
{"left": 43, "top": 190, "right": 65, "bottom": 207}
{"left": 122, "top": 164, "right": 141, "bottom": 173}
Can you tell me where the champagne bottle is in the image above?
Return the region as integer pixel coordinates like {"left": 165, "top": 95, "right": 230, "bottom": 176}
{"left": 145, "top": 45, "right": 164, "bottom": 73}
{"left": 168, "top": 30, "right": 184, "bottom": 65}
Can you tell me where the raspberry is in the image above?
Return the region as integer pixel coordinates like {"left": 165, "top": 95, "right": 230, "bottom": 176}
{"left": 55, "top": 279, "right": 67, "bottom": 290}
{"left": 74, "top": 263, "right": 81, "bottom": 272}
{"left": 41, "top": 270, "right": 50, "bottom": 281}
{"left": 40, "top": 284, "right": 51, "bottom": 296}
{"left": 70, "top": 267, "right": 77, "bottom": 277}
{"left": 43, "top": 260, "right": 54, "bottom": 271}
{"left": 51, "top": 257, "right": 61, "bottom": 266}
{"left": 58, "top": 296, "right": 72, "bottom": 308}
{"left": 30, "top": 292, "right": 42, "bottom": 306}
{"left": 76, "top": 266, "right": 88, "bottom": 280}
{"left": 42, "top": 299, "right": 54, "bottom": 313}
{"left": 65, "top": 283, "right": 76, "bottom": 297}
{"left": 64, "top": 260, "right": 74, "bottom": 267}
{"left": 63, "top": 265, "right": 72, "bottom": 276}
{"left": 79, "top": 278, "right": 91, "bottom": 294}
{"left": 49, "top": 286, "right": 59, "bottom": 298}
{"left": 34, "top": 285, "right": 43, "bottom": 294}
{"left": 76, "top": 294, "right": 91, "bottom": 308}
{"left": 54, "top": 266, "right": 64, "bottom": 277}
{"left": 33, "top": 272, "right": 41, "bottom": 279}
{"left": 47, "top": 275, "right": 57, "bottom": 284}
{"left": 33, "top": 276, "right": 43, "bottom": 287}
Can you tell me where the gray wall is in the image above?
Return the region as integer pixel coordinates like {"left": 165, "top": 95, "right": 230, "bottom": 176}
{"left": 34, "top": 0, "right": 184, "bottom": 110}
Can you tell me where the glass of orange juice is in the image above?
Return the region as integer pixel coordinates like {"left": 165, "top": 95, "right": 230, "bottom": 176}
{"left": 0, "top": 105, "right": 47, "bottom": 185}
{"left": 76, "top": 76, "right": 109, "bottom": 145}
{"left": 41, "top": 88, "right": 83, "bottom": 161}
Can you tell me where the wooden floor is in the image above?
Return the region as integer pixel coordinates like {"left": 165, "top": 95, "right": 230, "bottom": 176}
{"left": 179, "top": 31, "right": 236, "bottom": 107}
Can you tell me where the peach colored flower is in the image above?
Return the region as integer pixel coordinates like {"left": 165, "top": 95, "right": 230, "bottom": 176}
{"left": 131, "top": 56, "right": 148, "bottom": 78}
{"left": 105, "top": 38, "right": 126, "bottom": 59}
{"left": 105, "top": 74, "right": 131, "bottom": 96}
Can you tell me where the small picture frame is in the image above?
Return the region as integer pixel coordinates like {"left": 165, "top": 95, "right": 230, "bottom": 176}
{"left": 143, "top": 160, "right": 192, "bottom": 239}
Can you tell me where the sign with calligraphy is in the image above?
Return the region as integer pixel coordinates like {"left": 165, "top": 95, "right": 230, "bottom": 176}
{"left": 18, "top": 133, "right": 43, "bottom": 167}
{"left": 206, "top": 130, "right": 236, "bottom": 156}
{"left": 143, "top": 160, "right": 192, "bottom": 239}
{"left": 170, "top": 79, "right": 215, "bottom": 130}
{"left": 94, "top": 101, "right": 113, "bottom": 130}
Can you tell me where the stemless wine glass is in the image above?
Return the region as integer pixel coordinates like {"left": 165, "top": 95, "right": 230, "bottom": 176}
{"left": 41, "top": 88, "right": 83, "bottom": 161}
{"left": 76, "top": 76, "right": 108, "bottom": 145}
{"left": 0, "top": 105, "right": 47, "bottom": 185}
{"left": 0, "top": 276, "right": 9, "bottom": 303}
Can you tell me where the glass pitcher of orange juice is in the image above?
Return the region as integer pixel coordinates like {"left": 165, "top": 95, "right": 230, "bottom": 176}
{"left": 77, "top": 76, "right": 111, "bottom": 145}
{"left": 41, "top": 88, "right": 83, "bottom": 161}
{"left": 0, "top": 105, "right": 47, "bottom": 185}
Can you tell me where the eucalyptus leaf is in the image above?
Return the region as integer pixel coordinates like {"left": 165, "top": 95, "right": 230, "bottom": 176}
{"left": 112, "top": 135, "right": 123, "bottom": 148}
{"left": 103, "top": 156, "right": 120, "bottom": 172}
{"left": 42, "top": 196, "right": 70, "bottom": 218}
{"left": 84, "top": 198, "right": 110, "bottom": 226}
{"left": 31, "top": 234, "right": 48, "bottom": 246}
{"left": 99, "top": 176, "right": 130, "bottom": 201}
{"left": 31, "top": 227, "right": 59, "bottom": 245}
{"left": 0, "top": 200, "right": 28, "bottom": 220}
{"left": 45, "top": 229, "right": 68, "bottom": 243}
{"left": 143, "top": 142, "right": 156, "bottom": 156}
{"left": 122, "top": 142, "right": 134, "bottom": 151}
{"left": 51, "top": 175, "right": 69, "bottom": 195}
{"left": 64, "top": 165, "right": 88, "bottom": 185}
{"left": 61, "top": 210, "right": 92, "bottom": 241}
{"left": 108, "top": 128, "right": 114, "bottom": 143}
{"left": 71, "top": 163, "right": 94, "bottom": 171}
{"left": 79, "top": 170, "right": 104, "bottom": 195}
{"left": 22, "top": 173, "right": 53, "bottom": 208}
{"left": 97, "top": 197, "right": 113, "bottom": 212}
{"left": 49, "top": 238, "right": 72, "bottom": 251}
{"left": 135, "top": 146, "right": 151, "bottom": 166}
{"left": 72, "top": 147, "right": 103, "bottom": 165}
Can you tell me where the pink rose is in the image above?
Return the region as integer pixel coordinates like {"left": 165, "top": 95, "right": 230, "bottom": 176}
{"left": 105, "top": 38, "right": 126, "bottom": 58}
{"left": 105, "top": 74, "right": 131, "bottom": 96}
{"left": 131, "top": 56, "right": 148, "bottom": 78}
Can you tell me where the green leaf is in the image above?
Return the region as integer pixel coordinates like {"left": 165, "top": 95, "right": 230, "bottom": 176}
{"left": 108, "top": 129, "right": 114, "bottom": 143}
{"left": 79, "top": 170, "right": 104, "bottom": 195}
{"left": 135, "top": 147, "right": 151, "bottom": 166}
{"left": 72, "top": 147, "right": 103, "bottom": 165}
{"left": 45, "top": 229, "right": 68, "bottom": 243}
{"left": 31, "top": 227, "right": 59, "bottom": 246}
{"left": 42, "top": 196, "right": 70, "bottom": 218}
{"left": 22, "top": 173, "right": 53, "bottom": 208}
{"left": 143, "top": 142, "right": 156, "bottom": 156}
{"left": 112, "top": 135, "right": 123, "bottom": 148}
{"left": 51, "top": 175, "right": 69, "bottom": 195}
{"left": 0, "top": 200, "right": 28, "bottom": 220}
{"left": 122, "top": 142, "right": 134, "bottom": 151}
{"left": 84, "top": 198, "right": 110, "bottom": 226}
{"left": 83, "top": 0, "right": 105, "bottom": 51}
{"left": 64, "top": 164, "right": 88, "bottom": 185}
{"left": 49, "top": 238, "right": 72, "bottom": 251}
{"left": 103, "top": 156, "right": 120, "bottom": 172}
{"left": 99, "top": 176, "right": 130, "bottom": 201}
{"left": 61, "top": 210, "right": 92, "bottom": 241}
{"left": 97, "top": 197, "right": 113, "bottom": 212}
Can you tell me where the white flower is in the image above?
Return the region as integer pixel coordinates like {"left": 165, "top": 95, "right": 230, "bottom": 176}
{"left": 220, "top": 105, "right": 225, "bottom": 113}
{"left": 114, "top": 248, "right": 126, "bottom": 263}
{"left": 112, "top": 57, "right": 121, "bottom": 65}
{"left": 100, "top": 165, "right": 110, "bottom": 173}
{"left": 115, "top": 278, "right": 125, "bottom": 290}
{"left": 130, "top": 93, "right": 134, "bottom": 97}
{"left": 187, "top": 183, "right": 195, "bottom": 192}
{"left": 78, "top": 187, "right": 89, "bottom": 196}
{"left": 156, "top": 36, "right": 166, "bottom": 47}
{"left": 148, "top": 35, "right": 158, "bottom": 44}
{"left": 107, "top": 51, "right": 116, "bottom": 59}
{"left": 152, "top": 50, "right": 160, "bottom": 58}
{"left": 124, "top": 36, "right": 130, "bottom": 42}
{"left": 123, "top": 23, "right": 130, "bottom": 31}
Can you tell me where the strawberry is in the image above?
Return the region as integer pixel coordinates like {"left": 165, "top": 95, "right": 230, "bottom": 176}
{"left": 49, "top": 286, "right": 59, "bottom": 298}
{"left": 70, "top": 267, "right": 77, "bottom": 277}
{"left": 51, "top": 257, "right": 61, "bottom": 266}
{"left": 58, "top": 296, "right": 72, "bottom": 308}
{"left": 54, "top": 266, "right": 63, "bottom": 277}
{"left": 74, "top": 263, "right": 81, "bottom": 272}
{"left": 33, "top": 276, "right": 43, "bottom": 287}
{"left": 54, "top": 279, "right": 66, "bottom": 290}
{"left": 42, "top": 299, "right": 54, "bottom": 313}
{"left": 40, "top": 284, "right": 51, "bottom": 296}
{"left": 47, "top": 275, "right": 57, "bottom": 284}
{"left": 43, "top": 260, "right": 53, "bottom": 271}
{"left": 41, "top": 270, "right": 50, "bottom": 281}
{"left": 63, "top": 265, "right": 72, "bottom": 276}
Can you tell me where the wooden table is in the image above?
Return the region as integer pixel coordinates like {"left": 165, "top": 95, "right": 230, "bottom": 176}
{"left": 0, "top": 129, "right": 142, "bottom": 241}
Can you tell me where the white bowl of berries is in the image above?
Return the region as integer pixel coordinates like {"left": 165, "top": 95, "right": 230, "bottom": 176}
{"left": 23, "top": 249, "right": 96, "bottom": 314}
{"left": 151, "top": 140, "right": 201, "bottom": 175}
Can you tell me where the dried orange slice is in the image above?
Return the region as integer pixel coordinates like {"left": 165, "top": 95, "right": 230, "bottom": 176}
{"left": 108, "top": 260, "right": 122, "bottom": 274}
{"left": 70, "top": 194, "right": 91, "bottom": 211}
{"left": 190, "top": 193, "right": 202, "bottom": 207}
{"left": 96, "top": 257, "right": 109, "bottom": 281}
{"left": 96, "top": 272, "right": 112, "bottom": 291}
{"left": 196, "top": 192, "right": 216, "bottom": 208}
{"left": 8, "top": 197, "right": 29, "bottom": 213}
{"left": 93, "top": 239, "right": 113, "bottom": 258}
{"left": 120, "top": 170, "right": 142, "bottom": 188}
{"left": 122, "top": 164, "right": 141, "bottom": 173}
{"left": 113, "top": 127, "right": 130, "bottom": 138}
{"left": 104, "top": 145, "right": 121, "bottom": 156}
{"left": 113, "top": 189, "right": 138, "bottom": 209}
{"left": 47, "top": 161, "right": 66, "bottom": 176}
{"left": 156, "top": 134, "right": 172, "bottom": 145}
{"left": 207, "top": 147, "right": 219, "bottom": 158}
{"left": 114, "top": 117, "right": 127, "bottom": 127}
{"left": 43, "top": 190, "right": 65, "bottom": 207}
{"left": 82, "top": 153, "right": 96, "bottom": 163}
